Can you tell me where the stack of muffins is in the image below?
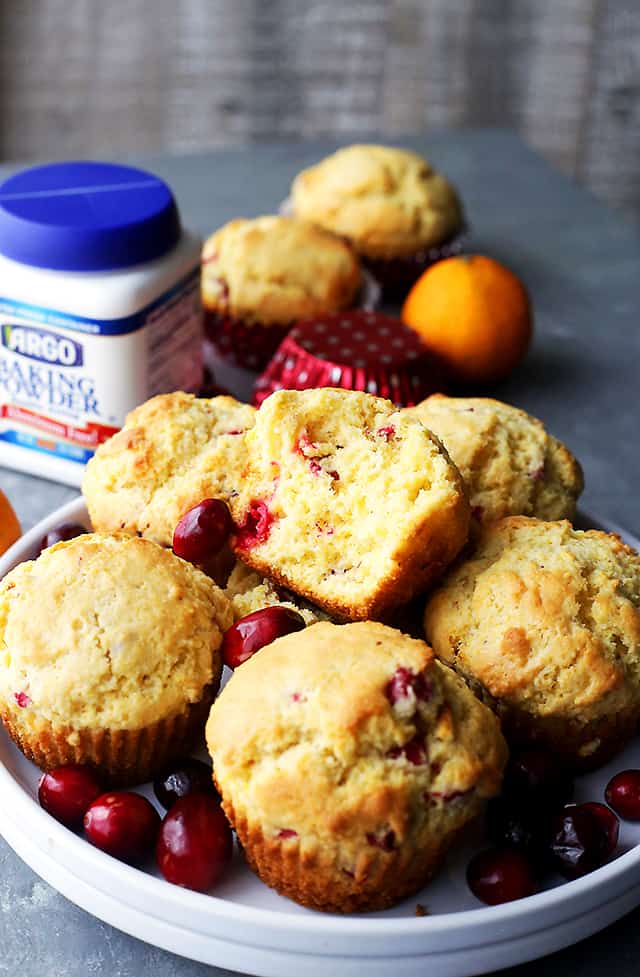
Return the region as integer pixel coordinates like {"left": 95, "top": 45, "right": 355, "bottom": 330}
{"left": 1, "top": 144, "right": 638, "bottom": 916}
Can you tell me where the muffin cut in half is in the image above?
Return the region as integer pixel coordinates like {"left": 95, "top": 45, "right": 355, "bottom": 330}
{"left": 228, "top": 388, "right": 470, "bottom": 620}
{"left": 83, "top": 392, "right": 255, "bottom": 548}
{"left": 0, "top": 533, "right": 232, "bottom": 784}
{"left": 405, "top": 395, "right": 583, "bottom": 527}
{"left": 424, "top": 516, "right": 640, "bottom": 769}
{"left": 206, "top": 620, "right": 507, "bottom": 913}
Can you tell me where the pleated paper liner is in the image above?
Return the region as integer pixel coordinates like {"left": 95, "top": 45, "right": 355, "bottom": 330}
{"left": 253, "top": 310, "right": 447, "bottom": 408}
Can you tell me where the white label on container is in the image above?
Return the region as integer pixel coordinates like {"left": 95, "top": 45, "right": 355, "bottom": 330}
{"left": 0, "top": 268, "right": 202, "bottom": 468}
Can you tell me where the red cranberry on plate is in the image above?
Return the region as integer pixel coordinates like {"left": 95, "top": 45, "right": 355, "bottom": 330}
{"left": 502, "top": 748, "right": 574, "bottom": 812}
{"left": 153, "top": 757, "right": 220, "bottom": 810}
{"left": 38, "top": 764, "right": 104, "bottom": 829}
{"left": 580, "top": 802, "right": 619, "bottom": 856}
{"left": 467, "top": 848, "right": 537, "bottom": 905}
{"left": 84, "top": 792, "right": 161, "bottom": 863}
{"left": 605, "top": 770, "right": 640, "bottom": 821}
{"left": 222, "top": 606, "right": 306, "bottom": 669}
{"left": 157, "top": 793, "right": 233, "bottom": 892}
{"left": 39, "top": 522, "right": 87, "bottom": 553}
{"left": 172, "top": 499, "right": 232, "bottom": 564}
{"left": 549, "top": 805, "right": 609, "bottom": 879}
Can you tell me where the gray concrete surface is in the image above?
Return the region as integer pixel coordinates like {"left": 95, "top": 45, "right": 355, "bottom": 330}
{"left": 1, "top": 130, "right": 639, "bottom": 975}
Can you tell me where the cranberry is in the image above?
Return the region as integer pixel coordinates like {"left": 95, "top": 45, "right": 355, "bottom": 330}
{"left": 467, "top": 848, "right": 537, "bottom": 905}
{"left": 388, "top": 735, "right": 428, "bottom": 765}
{"left": 84, "top": 792, "right": 160, "bottom": 863}
{"left": 38, "top": 764, "right": 104, "bottom": 829}
{"left": 503, "top": 748, "right": 573, "bottom": 811}
{"left": 172, "top": 499, "right": 232, "bottom": 564}
{"left": 486, "top": 796, "right": 553, "bottom": 870}
{"left": 39, "top": 522, "right": 86, "bottom": 553}
{"left": 153, "top": 757, "right": 219, "bottom": 810}
{"left": 222, "top": 606, "right": 306, "bottom": 669}
{"left": 156, "top": 793, "right": 233, "bottom": 892}
{"left": 605, "top": 770, "right": 640, "bottom": 821}
{"left": 385, "top": 667, "right": 432, "bottom": 705}
{"left": 550, "top": 805, "right": 608, "bottom": 879}
{"left": 234, "top": 499, "right": 275, "bottom": 550}
{"left": 580, "top": 802, "right": 619, "bottom": 855}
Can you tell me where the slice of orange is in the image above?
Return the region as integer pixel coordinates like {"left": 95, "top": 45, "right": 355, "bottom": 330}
{"left": 0, "top": 488, "right": 21, "bottom": 557}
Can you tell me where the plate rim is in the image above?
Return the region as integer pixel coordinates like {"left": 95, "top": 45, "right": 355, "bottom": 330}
{"left": 1, "top": 496, "right": 640, "bottom": 948}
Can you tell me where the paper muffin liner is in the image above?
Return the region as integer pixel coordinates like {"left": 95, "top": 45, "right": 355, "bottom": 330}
{"left": 362, "top": 226, "right": 468, "bottom": 303}
{"left": 221, "top": 797, "right": 461, "bottom": 913}
{"left": 1, "top": 683, "right": 217, "bottom": 787}
{"left": 253, "top": 310, "right": 447, "bottom": 408}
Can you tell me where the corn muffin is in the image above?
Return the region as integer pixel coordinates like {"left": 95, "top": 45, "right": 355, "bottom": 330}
{"left": 291, "top": 145, "right": 465, "bottom": 299}
{"left": 224, "top": 560, "right": 326, "bottom": 625}
{"left": 405, "top": 395, "right": 583, "bottom": 526}
{"left": 202, "top": 215, "right": 362, "bottom": 370}
{"left": 0, "top": 533, "right": 233, "bottom": 784}
{"left": 206, "top": 621, "right": 507, "bottom": 912}
{"left": 83, "top": 392, "right": 255, "bottom": 548}
{"left": 424, "top": 517, "right": 640, "bottom": 769}
{"left": 228, "top": 388, "right": 470, "bottom": 620}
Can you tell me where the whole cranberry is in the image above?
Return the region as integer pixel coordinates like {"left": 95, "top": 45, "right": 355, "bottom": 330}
{"left": 153, "top": 757, "right": 220, "bottom": 810}
{"left": 467, "top": 848, "right": 537, "bottom": 905}
{"left": 550, "top": 805, "right": 608, "bottom": 879}
{"left": 172, "top": 499, "right": 232, "bottom": 564}
{"left": 222, "top": 606, "right": 306, "bottom": 669}
{"left": 39, "top": 522, "right": 86, "bottom": 553}
{"left": 157, "top": 793, "right": 233, "bottom": 892}
{"left": 84, "top": 792, "right": 161, "bottom": 863}
{"left": 38, "top": 764, "right": 103, "bottom": 829}
{"left": 581, "top": 802, "right": 619, "bottom": 855}
{"left": 503, "top": 748, "right": 573, "bottom": 812}
{"left": 486, "top": 797, "right": 552, "bottom": 871}
{"left": 605, "top": 770, "right": 640, "bottom": 821}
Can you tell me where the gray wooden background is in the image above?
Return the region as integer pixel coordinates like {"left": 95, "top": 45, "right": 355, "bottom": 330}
{"left": 1, "top": 0, "right": 639, "bottom": 219}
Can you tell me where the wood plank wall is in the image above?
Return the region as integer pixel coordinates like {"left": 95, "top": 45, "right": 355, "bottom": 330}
{"left": 0, "top": 0, "right": 638, "bottom": 219}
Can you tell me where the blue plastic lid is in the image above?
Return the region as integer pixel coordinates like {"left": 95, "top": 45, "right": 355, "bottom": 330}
{"left": 0, "top": 161, "right": 181, "bottom": 271}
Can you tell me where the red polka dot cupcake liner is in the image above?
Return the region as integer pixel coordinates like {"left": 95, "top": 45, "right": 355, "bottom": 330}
{"left": 253, "top": 310, "right": 447, "bottom": 408}
{"left": 363, "top": 227, "right": 468, "bottom": 304}
{"left": 204, "top": 311, "right": 290, "bottom": 373}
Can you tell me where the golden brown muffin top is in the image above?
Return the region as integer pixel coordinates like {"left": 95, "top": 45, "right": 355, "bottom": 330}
{"left": 0, "top": 533, "right": 232, "bottom": 730}
{"left": 406, "top": 395, "right": 584, "bottom": 525}
{"left": 83, "top": 392, "right": 255, "bottom": 548}
{"left": 424, "top": 517, "right": 640, "bottom": 731}
{"left": 207, "top": 621, "right": 506, "bottom": 851}
{"left": 201, "top": 215, "right": 362, "bottom": 325}
{"left": 291, "top": 145, "right": 464, "bottom": 259}
{"left": 228, "top": 387, "right": 470, "bottom": 620}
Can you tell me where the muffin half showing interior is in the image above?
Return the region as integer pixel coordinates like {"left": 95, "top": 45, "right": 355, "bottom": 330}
{"left": 424, "top": 517, "right": 640, "bottom": 769}
{"left": 228, "top": 387, "right": 470, "bottom": 620}
{"left": 0, "top": 533, "right": 233, "bottom": 785}
{"left": 206, "top": 620, "right": 507, "bottom": 912}
{"left": 405, "top": 395, "right": 583, "bottom": 527}
{"left": 291, "top": 144, "right": 465, "bottom": 300}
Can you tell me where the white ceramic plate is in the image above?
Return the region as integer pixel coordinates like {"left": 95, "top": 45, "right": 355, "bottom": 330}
{"left": 2, "top": 498, "right": 640, "bottom": 977}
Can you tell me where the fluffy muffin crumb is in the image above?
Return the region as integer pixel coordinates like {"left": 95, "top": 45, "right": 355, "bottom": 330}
{"left": 229, "top": 388, "right": 470, "bottom": 620}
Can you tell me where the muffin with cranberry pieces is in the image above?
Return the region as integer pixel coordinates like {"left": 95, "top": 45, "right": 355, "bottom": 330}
{"left": 228, "top": 387, "right": 470, "bottom": 621}
{"left": 405, "top": 395, "right": 583, "bottom": 527}
{"left": 206, "top": 620, "right": 507, "bottom": 912}
{"left": 291, "top": 145, "right": 465, "bottom": 300}
{"left": 424, "top": 517, "right": 640, "bottom": 769}
{"left": 83, "top": 392, "right": 255, "bottom": 549}
{"left": 202, "top": 215, "right": 362, "bottom": 371}
{"left": 0, "top": 533, "right": 232, "bottom": 784}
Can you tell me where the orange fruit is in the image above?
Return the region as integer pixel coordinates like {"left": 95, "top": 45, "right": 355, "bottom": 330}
{"left": 0, "top": 488, "right": 21, "bottom": 557}
{"left": 402, "top": 255, "right": 532, "bottom": 384}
